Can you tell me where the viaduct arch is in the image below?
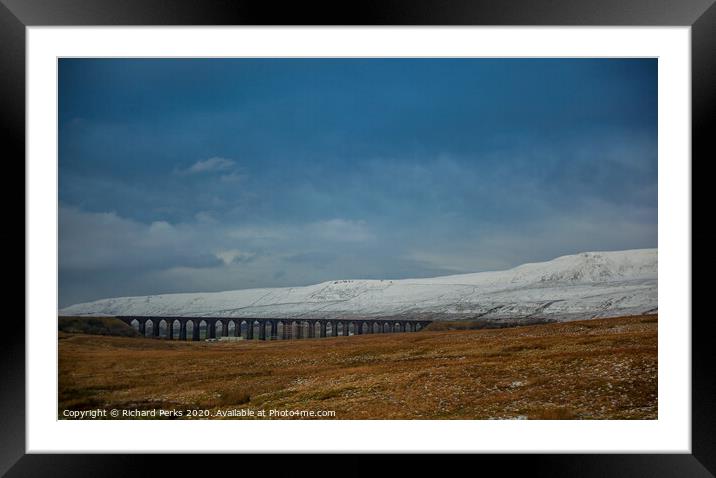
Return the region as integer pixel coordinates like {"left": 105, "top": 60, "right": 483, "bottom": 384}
{"left": 117, "top": 316, "right": 432, "bottom": 342}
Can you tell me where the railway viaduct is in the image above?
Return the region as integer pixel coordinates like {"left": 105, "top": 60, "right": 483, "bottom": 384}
{"left": 116, "top": 316, "right": 432, "bottom": 341}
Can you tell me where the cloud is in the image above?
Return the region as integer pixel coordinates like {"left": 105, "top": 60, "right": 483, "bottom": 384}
{"left": 402, "top": 203, "right": 657, "bottom": 274}
{"left": 194, "top": 211, "right": 219, "bottom": 223}
{"left": 226, "top": 219, "right": 374, "bottom": 244}
{"left": 215, "top": 249, "right": 258, "bottom": 265}
{"left": 58, "top": 206, "right": 386, "bottom": 306}
{"left": 219, "top": 172, "right": 246, "bottom": 183}
{"left": 307, "top": 219, "right": 374, "bottom": 243}
{"left": 60, "top": 146, "right": 657, "bottom": 306}
{"left": 228, "top": 225, "right": 289, "bottom": 241}
{"left": 59, "top": 206, "right": 223, "bottom": 272}
{"left": 181, "top": 157, "right": 235, "bottom": 174}
{"left": 284, "top": 251, "right": 337, "bottom": 268}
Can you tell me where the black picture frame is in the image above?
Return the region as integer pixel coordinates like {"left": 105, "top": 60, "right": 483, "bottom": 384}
{"left": 5, "top": 0, "right": 709, "bottom": 474}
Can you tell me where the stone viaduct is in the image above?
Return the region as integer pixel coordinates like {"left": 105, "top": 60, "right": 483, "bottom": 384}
{"left": 116, "top": 316, "right": 432, "bottom": 341}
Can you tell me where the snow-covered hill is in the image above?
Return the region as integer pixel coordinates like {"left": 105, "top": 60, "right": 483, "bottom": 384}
{"left": 59, "top": 249, "right": 657, "bottom": 321}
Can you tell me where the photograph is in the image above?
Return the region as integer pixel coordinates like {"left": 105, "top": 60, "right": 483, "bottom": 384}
{"left": 57, "top": 57, "right": 659, "bottom": 421}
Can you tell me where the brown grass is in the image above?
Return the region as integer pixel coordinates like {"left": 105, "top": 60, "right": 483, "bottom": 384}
{"left": 58, "top": 314, "right": 657, "bottom": 420}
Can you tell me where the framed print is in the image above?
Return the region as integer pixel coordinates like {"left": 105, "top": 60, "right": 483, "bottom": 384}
{"left": 5, "top": 0, "right": 710, "bottom": 473}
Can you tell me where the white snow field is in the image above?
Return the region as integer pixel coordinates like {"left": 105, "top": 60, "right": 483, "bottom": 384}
{"left": 59, "top": 248, "right": 657, "bottom": 322}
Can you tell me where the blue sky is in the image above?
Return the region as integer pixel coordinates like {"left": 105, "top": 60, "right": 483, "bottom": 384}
{"left": 58, "top": 58, "right": 657, "bottom": 307}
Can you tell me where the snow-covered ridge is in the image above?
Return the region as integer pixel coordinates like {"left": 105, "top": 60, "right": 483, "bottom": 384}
{"left": 59, "top": 248, "right": 657, "bottom": 321}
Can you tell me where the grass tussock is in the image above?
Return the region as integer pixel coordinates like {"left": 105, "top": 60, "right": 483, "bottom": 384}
{"left": 531, "top": 407, "right": 578, "bottom": 420}
{"left": 209, "top": 389, "right": 251, "bottom": 407}
{"left": 58, "top": 314, "right": 657, "bottom": 420}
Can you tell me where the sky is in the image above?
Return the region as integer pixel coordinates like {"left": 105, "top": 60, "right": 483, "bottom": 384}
{"left": 58, "top": 58, "right": 657, "bottom": 308}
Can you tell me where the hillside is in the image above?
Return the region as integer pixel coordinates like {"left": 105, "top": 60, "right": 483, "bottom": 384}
{"left": 58, "top": 316, "right": 140, "bottom": 337}
{"left": 59, "top": 249, "right": 657, "bottom": 321}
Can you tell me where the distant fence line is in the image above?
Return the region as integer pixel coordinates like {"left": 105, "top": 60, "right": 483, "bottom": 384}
{"left": 116, "top": 316, "right": 432, "bottom": 341}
